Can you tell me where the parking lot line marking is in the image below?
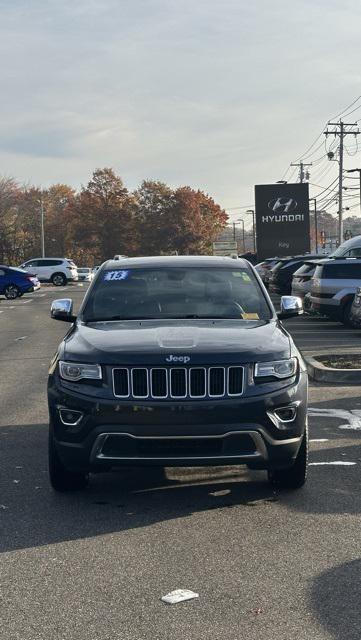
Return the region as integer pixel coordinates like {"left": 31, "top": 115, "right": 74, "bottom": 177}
{"left": 22, "top": 299, "right": 33, "bottom": 304}
{"left": 292, "top": 330, "right": 360, "bottom": 334}
{"left": 309, "top": 461, "right": 356, "bottom": 466}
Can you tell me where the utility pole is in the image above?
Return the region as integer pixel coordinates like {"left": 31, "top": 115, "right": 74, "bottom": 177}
{"left": 324, "top": 121, "right": 360, "bottom": 244}
{"left": 290, "top": 161, "right": 312, "bottom": 183}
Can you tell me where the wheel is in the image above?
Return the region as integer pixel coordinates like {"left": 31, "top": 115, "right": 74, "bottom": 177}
{"left": 341, "top": 300, "right": 354, "bottom": 327}
{"left": 48, "top": 425, "right": 89, "bottom": 492}
{"left": 51, "top": 272, "right": 67, "bottom": 286}
{"left": 268, "top": 426, "right": 308, "bottom": 490}
{"left": 4, "top": 284, "right": 20, "bottom": 299}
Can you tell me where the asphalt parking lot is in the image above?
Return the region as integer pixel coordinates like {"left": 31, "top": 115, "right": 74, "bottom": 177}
{"left": 0, "top": 286, "right": 361, "bottom": 639}
{"left": 270, "top": 294, "right": 361, "bottom": 354}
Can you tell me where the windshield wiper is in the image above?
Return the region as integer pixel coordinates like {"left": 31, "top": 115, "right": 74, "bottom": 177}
{"left": 84, "top": 316, "right": 157, "bottom": 323}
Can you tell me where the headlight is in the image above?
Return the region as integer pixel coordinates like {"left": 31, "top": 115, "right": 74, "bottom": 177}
{"left": 254, "top": 358, "right": 297, "bottom": 381}
{"left": 59, "top": 361, "right": 102, "bottom": 382}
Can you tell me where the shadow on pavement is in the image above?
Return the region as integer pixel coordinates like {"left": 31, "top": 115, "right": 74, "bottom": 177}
{"left": 0, "top": 423, "right": 276, "bottom": 554}
{"left": 2, "top": 391, "right": 361, "bottom": 553}
{"left": 311, "top": 559, "right": 361, "bottom": 640}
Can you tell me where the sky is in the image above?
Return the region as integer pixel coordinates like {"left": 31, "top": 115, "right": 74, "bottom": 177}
{"left": 1, "top": 0, "right": 361, "bottom": 225}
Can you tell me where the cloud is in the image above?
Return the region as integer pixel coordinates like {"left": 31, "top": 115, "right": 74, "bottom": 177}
{"left": 0, "top": 0, "right": 360, "bottom": 213}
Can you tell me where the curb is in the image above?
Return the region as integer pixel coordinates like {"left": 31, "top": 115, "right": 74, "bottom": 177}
{"left": 304, "top": 353, "right": 361, "bottom": 384}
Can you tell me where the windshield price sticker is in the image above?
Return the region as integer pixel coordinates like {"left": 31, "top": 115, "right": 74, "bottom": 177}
{"left": 104, "top": 270, "right": 130, "bottom": 282}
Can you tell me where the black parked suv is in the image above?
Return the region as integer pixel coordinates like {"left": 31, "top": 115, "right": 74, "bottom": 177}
{"left": 268, "top": 255, "right": 322, "bottom": 295}
{"left": 48, "top": 256, "right": 308, "bottom": 492}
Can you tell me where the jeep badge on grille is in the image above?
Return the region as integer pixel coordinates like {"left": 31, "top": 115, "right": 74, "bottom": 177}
{"left": 165, "top": 355, "right": 191, "bottom": 364}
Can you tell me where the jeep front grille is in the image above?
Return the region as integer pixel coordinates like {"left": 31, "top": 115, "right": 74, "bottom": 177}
{"left": 112, "top": 366, "right": 244, "bottom": 400}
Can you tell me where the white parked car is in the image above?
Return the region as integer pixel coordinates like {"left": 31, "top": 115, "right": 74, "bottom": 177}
{"left": 77, "top": 267, "right": 94, "bottom": 282}
{"left": 19, "top": 258, "right": 78, "bottom": 286}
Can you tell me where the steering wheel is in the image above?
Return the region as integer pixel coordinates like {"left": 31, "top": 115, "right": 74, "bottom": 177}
{"left": 225, "top": 301, "right": 245, "bottom": 315}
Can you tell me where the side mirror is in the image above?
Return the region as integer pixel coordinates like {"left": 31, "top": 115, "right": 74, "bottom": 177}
{"left": 51, "top": 299, "right": 76, "bottom": 323}
{"left": 278, "top": 295, "right": 303, "bottom": 320}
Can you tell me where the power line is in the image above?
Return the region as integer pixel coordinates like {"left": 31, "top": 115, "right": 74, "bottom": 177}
{"left": 329, "top": 95, "right": 361, "bottom": 120}
{"left": 278, "top": 96, "right": 361, "bottom": 181}
{"left": 291, "top": 97, "right": 361, "bottom": 163}
{"left": 310, "top": 175, "right": 339, "bottom": 197}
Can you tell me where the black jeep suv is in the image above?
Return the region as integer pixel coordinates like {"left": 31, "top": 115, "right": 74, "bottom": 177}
{"left": 48, "top": 256, "right": 308, "bottom": 492}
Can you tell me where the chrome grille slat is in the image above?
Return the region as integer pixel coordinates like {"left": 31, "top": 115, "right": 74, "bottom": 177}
{"left": 170, "top": 368, "right": 187, "bottom": 398}
{"left": 131, "top": 368, "right": 149, "bottom": 398}
{"left": 150, "top": 368, "right": 168, "bottom": 398}
{"left": 113, "top": 366, "right": 243, "bottom": 399}
{"left": 189, "top": 368, "right": 206, "bottom": 398}
{"left": 112, "top": 368, "right": 130, "bottom": 398}
{"left": 209, "top": 367, "right": 226, "bottom": 397}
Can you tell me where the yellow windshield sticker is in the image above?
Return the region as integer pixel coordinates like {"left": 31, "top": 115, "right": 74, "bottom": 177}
{"left": 241, "top": 272, "right": 251, "bottom": 282}
{"left": 241, "top": 312, "right": 259, "bottom": 320}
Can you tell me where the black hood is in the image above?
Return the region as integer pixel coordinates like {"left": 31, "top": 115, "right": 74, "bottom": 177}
{"left": 63, "top": 319, "right": 291, "bottom": 366}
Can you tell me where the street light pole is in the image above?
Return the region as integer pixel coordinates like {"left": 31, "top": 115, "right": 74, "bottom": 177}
{"left": 309, "top": 198, "right": 318, "bottom": 253}
{"left": 246, "top": 209, "right": 256, "bottom": 253}
{"left": 40, "top": 195, "right": 45, "bottom": 258}
{"left": 239, "top": 219, "right": 245, "bottom": 252}
{"left": 232, "top": 219, "right": 245, "bottom": 252}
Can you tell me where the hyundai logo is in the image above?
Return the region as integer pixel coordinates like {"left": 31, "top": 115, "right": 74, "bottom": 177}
{"left": 268, "top": 197, "right": 298, "bottom": 214}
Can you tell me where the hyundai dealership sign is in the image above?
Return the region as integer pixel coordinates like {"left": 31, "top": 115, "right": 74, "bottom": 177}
{"left": 255, "top": 183, "right": 310, "bottom": 260}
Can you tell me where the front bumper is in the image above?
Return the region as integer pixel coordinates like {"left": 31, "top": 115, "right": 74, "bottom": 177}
{"left": 48, "top": 372, "right": 308, "bottom": 472}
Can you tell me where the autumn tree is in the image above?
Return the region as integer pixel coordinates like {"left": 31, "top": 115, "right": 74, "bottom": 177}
{"left": 0, "top": 177, "right": 22, "bottom": 263}
{"left": 0, "top": 168, "right": 228, "bottom": 265}
{"left": 135, "top": 180, "right": 176, "bottom": 255}
{"left": 68, "top": 168, "right": 139, "bottom": 264}
{"left": 41, "top": 184, "right": 76, "bottom": 257}
{"left": 170, "top": 187, "right": 228, "bottom": 254}
{"left": 135, "top": 181, "right": 228, "bottom": 255}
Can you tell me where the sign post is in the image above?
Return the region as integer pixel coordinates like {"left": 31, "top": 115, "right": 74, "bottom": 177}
{"left": 212, "top": 241, "right": 238, "bottom": 257}
{"left": 254, "top": 183, "right": 310, "bottom": 260}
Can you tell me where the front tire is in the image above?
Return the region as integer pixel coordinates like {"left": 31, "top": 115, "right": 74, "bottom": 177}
{"left": 4, "top": 284, "right": 20, "bottom": 299}
{"left": 51, "top": 273, "right": 67, "bottom": 286}
{"left": 48, "top": 426, "right": 89, "bottom": 492}
{"left": 342, "top": 300, "right": 354, "bottom": 327}
{"left": 268, "top": 426, "right": 308, "bottom": 489}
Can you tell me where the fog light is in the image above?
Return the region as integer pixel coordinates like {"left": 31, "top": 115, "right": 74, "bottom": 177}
{"left": 273, "top": 406, "right": 297, "bottom": 422}
{"left": 58, "top": 408, "right": 84, "bottom": 426}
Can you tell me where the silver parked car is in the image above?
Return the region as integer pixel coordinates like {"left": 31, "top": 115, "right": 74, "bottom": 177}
{"left": 255, "top": 258, "right": 280, "bottom": 285}
{"left": 310, "top": 258, "right": 361, "bottom": 325}
{"left": 77, "top": 268, "right": 94, "bottom": 282}
{"left": 291, "top": 259, "right": 327, "bottom": 299}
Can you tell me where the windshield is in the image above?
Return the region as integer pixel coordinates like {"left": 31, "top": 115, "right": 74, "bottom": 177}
{"left": 82, "top": 267, "right": 272, "bottom": 322}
